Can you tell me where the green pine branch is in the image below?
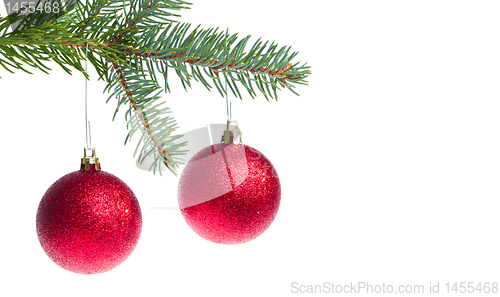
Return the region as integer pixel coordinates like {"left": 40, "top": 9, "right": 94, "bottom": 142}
{"left": 0, "top": 0, "right": 311, "bottom": 176}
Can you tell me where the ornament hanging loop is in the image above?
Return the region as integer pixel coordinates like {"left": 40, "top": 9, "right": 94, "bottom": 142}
{"left": 222, "top": 77, "right": 241, "bottom": 144}
{"left": 225, "top": 78, "right": 230, "bottom": 122}
{"left": 222, "top": 120, "right": 242, "bottom": 144}
{"left": 84, "top": 42, "right": 92, "bottom": 150}
{"left": 82, "top": 42, "right": 99, "bottom": 171}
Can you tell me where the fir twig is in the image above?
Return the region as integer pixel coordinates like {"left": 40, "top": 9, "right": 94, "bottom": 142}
{"left": 0, "top": 0, "right": 311, "bottom": 175}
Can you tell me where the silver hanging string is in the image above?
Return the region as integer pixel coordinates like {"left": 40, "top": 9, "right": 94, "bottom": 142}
{"left": 225, "top": 78, "right": 229, "bottom": 121}
{"left": 221, "top": 75, "right": 242, "bottom": 145}
{"left": 225, "top": 78, "right": 232, "bottom": 122}
{"left": 88, "top": 121, "right": 92, "bottom": 149}
{"left": 84, "top": 42, "right": 91, "bottom": 149}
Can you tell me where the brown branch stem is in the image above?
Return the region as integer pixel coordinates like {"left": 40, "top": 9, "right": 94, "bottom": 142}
{"left": 110, "top": 61, "right": 172, "bottom": 167}
{"left": 7, "top": 38, "right": 295, "bottom": 83}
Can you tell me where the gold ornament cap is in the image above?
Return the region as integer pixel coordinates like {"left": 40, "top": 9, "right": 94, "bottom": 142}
{"left": 222, "top": 120, "right": 242, "bottom": 144}
{"left": 81, "top": 147, "right": 101, "bottom": 171}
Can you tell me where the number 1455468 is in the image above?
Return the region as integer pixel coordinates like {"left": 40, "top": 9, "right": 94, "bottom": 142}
{"left": 5, "top": 1, "right": 60, "bottom": 14}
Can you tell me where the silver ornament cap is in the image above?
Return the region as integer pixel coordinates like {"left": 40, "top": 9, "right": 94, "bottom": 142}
{"left": 222, "top": 120, "right": 242, "bottom": 144}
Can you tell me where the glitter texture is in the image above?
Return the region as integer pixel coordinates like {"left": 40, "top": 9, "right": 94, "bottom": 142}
{"left": 178, "top": 143, "right": 281, "bottom": 244}
{"left": 36, "top": 164, "right": 142, "bottom": 274}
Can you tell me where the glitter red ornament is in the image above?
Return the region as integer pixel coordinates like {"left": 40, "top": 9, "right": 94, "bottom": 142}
{"left": 36, "top": 148, "right": 142, "bottom": 274}
{"left": 178, "top": 121, "right": 281, "bottom": 244}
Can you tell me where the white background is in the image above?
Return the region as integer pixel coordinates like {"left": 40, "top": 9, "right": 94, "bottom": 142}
{"left": 1, "top": 1, "right": 500, "bottom": 296}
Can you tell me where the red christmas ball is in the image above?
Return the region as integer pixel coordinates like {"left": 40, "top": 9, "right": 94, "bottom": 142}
{"left": 36, "top": 162, "right": 142, "bottom": 274}
{"left": 178, "top": 143, "right": 281, "bottom": 244}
